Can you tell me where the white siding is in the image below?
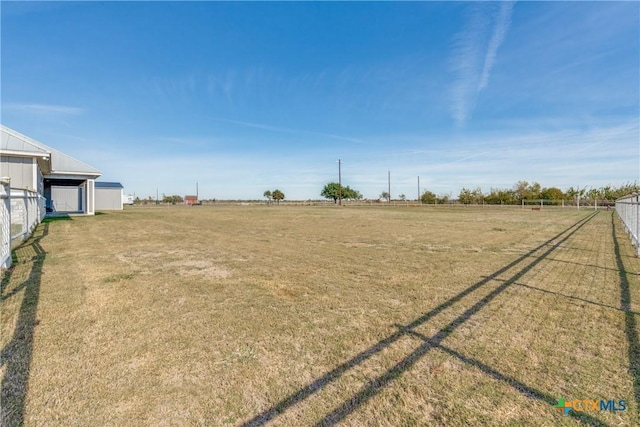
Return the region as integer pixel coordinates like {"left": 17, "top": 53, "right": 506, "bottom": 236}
{"left": 51, "top": 185, "right": 81, "bottom": 212}
{"left": 0, "top": 156, "right": 36, "bottom": 190}
{"left": 95, "top": 187, "right": 122, "bottom": 210}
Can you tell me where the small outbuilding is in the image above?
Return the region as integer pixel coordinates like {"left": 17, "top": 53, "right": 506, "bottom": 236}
{"left": 95, "top": 182, "right": 124, "bottom": 210}
{"left": 185, "top": 195, "right": 199, "bottom": 206}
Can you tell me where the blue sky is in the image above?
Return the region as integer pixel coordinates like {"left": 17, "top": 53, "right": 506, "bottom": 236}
{"left": 1, "top": 1, "right": 638, "bottom": 200}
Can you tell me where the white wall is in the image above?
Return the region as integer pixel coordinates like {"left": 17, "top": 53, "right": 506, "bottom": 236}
{"left": 95, "top": 188, "right": 123, "bottom": 210}
{"left": 51, "top": 186, "right": 81, "bottom": 212}
{"left": 0, "top": 156, "right": 36, "bottom": 190}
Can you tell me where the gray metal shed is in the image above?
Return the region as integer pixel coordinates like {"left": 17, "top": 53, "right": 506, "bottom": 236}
{"left": 95, "top": 182, "right": 124, "bottom": 210}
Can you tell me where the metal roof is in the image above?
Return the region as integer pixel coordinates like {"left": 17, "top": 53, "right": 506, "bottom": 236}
{"left": 0, "top": 125, "right": 101, "bottom": 178}
{"left": 95, "top": 181, "right": 124, "bottom": 189}
{"left": 1, "top": 127, "right": 50, "bottom": 155}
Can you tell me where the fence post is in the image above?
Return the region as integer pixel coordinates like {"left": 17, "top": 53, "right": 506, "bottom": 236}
{"left": 636, "top": 193, "right": 640, "bottom": 256}
{"left": 1, "top": 177, "right": 11, "bottom": 269}
{"left": 24, "top": 190, "right": 29, "bottom": 239}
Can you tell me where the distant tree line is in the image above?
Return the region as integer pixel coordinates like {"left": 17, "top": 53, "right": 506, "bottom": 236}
{"left": 131, "top": 181, "right": 638, "bottom": 205}
{"left": 134, "top": 194, "right": 184, "bottom": 205}
{"left": 422, "top": 181, "right": 639, "bottom": 205}
{"left": 162, "top": 194, "right": 184, "bottom": 204}
{"left": 420, "top": 190, "right": 450, "bottom": 205}
{"left": 321, "top": 180, "right": 638, "bottom": 205}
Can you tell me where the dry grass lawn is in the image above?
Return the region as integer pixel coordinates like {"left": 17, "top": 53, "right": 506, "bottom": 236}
{"left": 1, "top": 205, "right": 639, "bottom": 426}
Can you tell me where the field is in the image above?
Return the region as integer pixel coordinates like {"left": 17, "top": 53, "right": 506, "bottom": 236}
{"left": 1, "top": 205, "right": 639, "bottom": 426}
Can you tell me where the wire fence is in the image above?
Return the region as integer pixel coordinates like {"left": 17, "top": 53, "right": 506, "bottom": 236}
{"left": 615, "top": 193, "right": 640, "bottom": 256}
{"left": 521, "top": 199, "right": 612, "bottom": 209}
{"left": 1, "top": 180, "right": 46, "bottom": 269}
{"left": 133, "top": 198, "right": 616, "bottom": 208}
{"left": 1, "top": 181, "right": 10, "bottom": 269}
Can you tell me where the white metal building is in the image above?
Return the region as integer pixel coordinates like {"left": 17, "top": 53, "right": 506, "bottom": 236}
{"left": 1, "top": 125, "right": 102, "bottom": 215}
{"left": 95, "top": 182, "right": 124, "bottom": 210}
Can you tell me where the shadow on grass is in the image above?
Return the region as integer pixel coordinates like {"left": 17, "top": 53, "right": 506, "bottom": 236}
{"left": 485, "top": 277, "right": 639, "bottom": 315}
{"left": 398, "top": 328, "right": 607, "bottom": 426}
{"left": 611, "top": 213, "right": 640, "bottom": 410}
{"left": 241, "top": 211, "right": 605, "bottom": 426}
{"left": 0, "top": 223, "right": 48, "bottom": 426}
{"left": 544, "top": 256, "right": 631, "bottom": 275}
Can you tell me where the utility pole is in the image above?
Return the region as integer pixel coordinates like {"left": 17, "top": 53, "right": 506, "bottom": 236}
{"left": 338, "top": 159, "right": 342, "bottom": 206}
{"left": 417, "top": 176, "right": 420, "bottom": 203}
{"left": 388, "top": 170, "right": 391, "bottom": 203}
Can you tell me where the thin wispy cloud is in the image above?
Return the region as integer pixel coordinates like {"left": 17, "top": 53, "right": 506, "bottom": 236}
{"left": 479, "top": 1, "right": 515, "bottom": 91}
{"left": 156, "top": 136, "right": 219, "bottom": 149}
{"left": 216, "top": 117, "right": 364, "bottom": 144}
{"left": 450, "top": 5, "right": 489, "bottom": 126}
{"left": 3, "top": 103, "right": 85, "bottom": 116}
{"left": 450, "top": 1, "right": 515, "bottom": 127}
{"left": 88, "top": 120, "right": 637, "bottom": 200}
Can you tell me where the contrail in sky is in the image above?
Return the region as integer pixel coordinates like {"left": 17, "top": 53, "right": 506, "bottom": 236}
{"left": 451, "top": 1, "right": 516, "bottom": 127}
{"left": 479, "top": 1, "right": 515, "bottom": 91}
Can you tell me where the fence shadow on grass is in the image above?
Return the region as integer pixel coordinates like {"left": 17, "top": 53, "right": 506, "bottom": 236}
{"left": 0, "top": 223, "right": 48, "bottom": 426}
{"left": 544, "top": 257, "right": 629, "bottom": 275}
{"left": 241, "top": 211, "right": 606, "bottom": 426}
{"left": 611, "top": 213, "right": 640, "bottom": 410}
{"left": 395, "top": 329, "right": 608, "bottom": 426}
{"left": 486, "top": 278, "right": 639, "bottom": 315}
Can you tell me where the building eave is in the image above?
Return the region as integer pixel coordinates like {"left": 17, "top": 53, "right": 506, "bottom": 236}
{"left": 45, "top": 171, "right": 101, "bottom": 181}
{"left": 0, "top": 148, "right": 51, "bottom": 158}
